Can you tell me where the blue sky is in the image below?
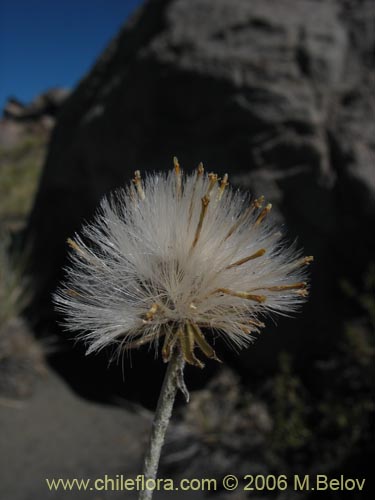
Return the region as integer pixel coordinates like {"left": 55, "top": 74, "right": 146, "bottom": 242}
{"left": 0, "top": 0, "right": 143, "bottom": 109}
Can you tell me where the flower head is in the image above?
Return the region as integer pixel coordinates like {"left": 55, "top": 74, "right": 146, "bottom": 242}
{"left": 54, "top": 159, "right": 312, "bottom": 367}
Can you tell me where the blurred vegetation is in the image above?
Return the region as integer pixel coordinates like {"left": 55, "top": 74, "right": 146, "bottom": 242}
{"left": 0, "top": 232, "right": 44, "bottom": 398}
{"left": 270, "top": 352, "right": 311, "bottom": 453}
{"left": 267, "top": 265, "right": 374, "bottom": 482}
{"left": 0, "top": 130, "right": 44, "bottom": 326}
{"left": 0, "top": 232, "right": 30, "bottom": 328}
{"left": 0, "top": 131, "right": 45, "bottom": 398}
{"left": 0, "top": 133, "right": 46, "bottom": 230}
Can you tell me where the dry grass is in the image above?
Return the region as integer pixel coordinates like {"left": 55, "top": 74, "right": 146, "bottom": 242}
{"left": 0, "top": 129, "right": 46, "bottom": 327}
{"left": 0, "top": 232, "right": 30, "bottom": 327}
{"left": 0, "top": 131, "right": 47, "bottom": 397}
{"left": 0, "top": 232, "right": 46, "bottom": 399}
{"left": 0, "top": 133, "right": 46, "bottom": 230}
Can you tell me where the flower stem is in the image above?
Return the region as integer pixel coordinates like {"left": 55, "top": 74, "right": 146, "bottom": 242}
{"left": 138, "top": 350, "right": 184, "bottom": 500}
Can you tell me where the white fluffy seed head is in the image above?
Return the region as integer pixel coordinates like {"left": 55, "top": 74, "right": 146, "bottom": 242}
{"left": 54, "top": 164, "right": 312, "bottom": 365}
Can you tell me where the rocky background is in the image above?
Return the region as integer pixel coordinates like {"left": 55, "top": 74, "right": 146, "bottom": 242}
{"left": 1, "top": 0, "right": 374, "bottom": 498}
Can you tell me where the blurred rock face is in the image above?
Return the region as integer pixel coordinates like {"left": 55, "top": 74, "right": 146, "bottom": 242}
{"left": 27, "top": 0, "right": 374, "bottom": 373}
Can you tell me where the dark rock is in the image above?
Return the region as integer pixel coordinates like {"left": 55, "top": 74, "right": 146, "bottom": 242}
{"left": 0, "top": 318, "right": 46, "bottom": 399}
{"left": 163, "top": 368, "right": 273, "bottom": 478}
{"left": 26, "top": 0, "right": 375, "bottom": 397}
